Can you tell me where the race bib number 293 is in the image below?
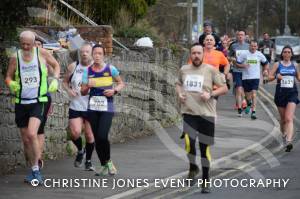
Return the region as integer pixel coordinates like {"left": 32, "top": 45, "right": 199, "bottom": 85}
{"left": 22, "top": 72, "right": 40, "bottom": 88}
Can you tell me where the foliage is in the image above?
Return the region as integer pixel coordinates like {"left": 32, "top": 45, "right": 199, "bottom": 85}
{"left": 115, "top": 19, "right": 163, "bottom": 45}
{"left": 146, "top": 0, "right": 300, "bottom": 42}
{"left": 0, "top": 0, "right": 43, "bottom": 41}
{"left": 66, "top": 0, "right": 156, "bottom": 26}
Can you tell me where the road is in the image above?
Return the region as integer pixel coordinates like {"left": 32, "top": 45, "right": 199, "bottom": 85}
{"left": 175, "top": 81, "right": 300, "bottom": 199}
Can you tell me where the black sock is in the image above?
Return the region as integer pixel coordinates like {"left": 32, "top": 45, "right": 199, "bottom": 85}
{"left": 247, "top": 100, "right": 252, "bottom": 107}
{"left": 189, "top": 163, "right": 198, "bottom": 171}
{"left": 202, "top": 166, "right": 209, "bottom": 181}
{"left": 72, "top": 137, "right": 83, "bottom": 152}
{"left": 85, "top": 142, "right": 94, "bottom": 161}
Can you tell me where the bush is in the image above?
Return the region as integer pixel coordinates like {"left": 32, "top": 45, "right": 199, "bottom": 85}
{"left": 115, "top": 19, "right": 163, "bottom": 46}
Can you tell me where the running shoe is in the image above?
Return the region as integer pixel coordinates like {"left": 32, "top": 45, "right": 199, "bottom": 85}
{"left": 85, "top": 160, "right": 95, "bottom": 171}
{"left": 24, "top": 171, "right": 34, "bottom": 183}
{"left": 32, "top": 170, "right": 44, "bottom": 185}
{"left": 201, "top": 185, "right": 211, "bottom": 194}
{"left": 74, "top": 150, "right": 85, "bottom": 168}
{"left": 237, "top": 109, "right": 243, "bottom": 117}
{"left": 285, "top": 142, "right": 293, "bottom": 152}
{"left": 24, "top": 170, "right": 43, "bottom": 185}
{"left": 251, "top": 112, "right": 257, "bottom": 120}
{"left": 245, "top": 106, "right": 251, "bottom": 114}
{"left": 107, "top": 160, "right": 117, "bottom": 175}
{"left": 95, "top": 165, "right": 108, "bottom": 176}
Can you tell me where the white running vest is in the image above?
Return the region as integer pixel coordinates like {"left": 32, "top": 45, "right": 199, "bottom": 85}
{"left": 18, "top": 49, "right": 41, "bottom": 104}
{"left": 69, "top": 63, "right": 89, "bottom": 111}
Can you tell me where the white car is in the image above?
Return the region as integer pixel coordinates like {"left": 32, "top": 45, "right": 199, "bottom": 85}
{"left": 275, "top": 35, "right": 300, "bottom": 62}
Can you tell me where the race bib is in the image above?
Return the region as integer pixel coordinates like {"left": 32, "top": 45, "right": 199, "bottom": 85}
{"left": 22, "top": 71, "right": 40, "bottom": 89}
{"left": 263, "top": 48, "right": 270, "bottom": 55}
{"left": 246, "top": 59, "right": 258, "bottom": 65}
{"left": 184, "top": 75, "right": 204, "bottom": 92}
{"left": 280, "top": 76, "right": 294, "bottom": 88}
{"left": 89, "top": 96, "right": 108, "bottom": 111}
{"left": 235, "top": 50, "right": 247, "bottom": 58}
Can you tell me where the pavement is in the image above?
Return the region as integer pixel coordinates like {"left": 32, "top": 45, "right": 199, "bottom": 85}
{"left": 0, "top": 92, "right": 293, "bottom": 199}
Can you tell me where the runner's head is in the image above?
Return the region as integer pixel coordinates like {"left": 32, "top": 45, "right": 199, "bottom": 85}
{"left": 237, "top": 30, "right": 246, "bottom": 43}
{"left": 20, "top": 30, "right": 35, "bottom": 52}
{"left": 249, "top": 40, "right": 258, "bottom": 53}
{"left": 203, "top": 34, "right": 216, "bottom": 50}
{"left": 280, "top": 45, "right": 294, "bottom": 61}
{"left": 34, "top": 37, "right": 43, "bottom": 48}
{"left": 263, "top": 32, "right": 270, "bottom": 40}
{"left": 80, "top": 42, "right": 92, "bottom": 65}
{"left": 92, "top": 44, "right": 105, "bottom": 65}
{"left": 190, "top": 43, "right": 204, "bottom": 67}
{"left": 203, "top": 21, "right": 213, "bottom": 34}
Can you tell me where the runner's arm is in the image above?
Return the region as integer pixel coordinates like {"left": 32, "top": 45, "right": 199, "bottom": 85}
{"left": 262, "top": 61, "right": 269, "bottom": 75}
{"left": 5, "top": 56, "right": 17, "bottom": 85}
{"left": 40, "top": 48, "right": 60, "bottom": 79}
{"left": 80, "top": 68, "right": 89, "bottom": 96}
{"left": 268, "top": 62, "right": 279, "bottom": 82}
{"left": 235, "top": 61, "right": 249, "bottom": 68}
{"left": 113, "top": 75, "right": 125, "bottom": 94}
{"left": 211, "top": 84, "right": 228, "bottom": 98}
{"left": 62, "top": 63, "right": 77, "bottom": 95}
{"left": 295, "top": 63, "right": 300, "bottom": 81}
{"left": 212, "top": 69, "right": 228, "bottom": 97}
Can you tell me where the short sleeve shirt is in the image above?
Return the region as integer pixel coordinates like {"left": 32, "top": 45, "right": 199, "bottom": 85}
{"left": 177, "top": 64, "right": 226, "bottom": 117}
{"left": 237, "top": 50, "right": 268, "bottom": 80}
{"left": 203, "top": 49, "right": 229, "bottom": 70}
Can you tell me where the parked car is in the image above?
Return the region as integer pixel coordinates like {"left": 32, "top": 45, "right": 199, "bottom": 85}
{"left": 275, "top": 35, "right": 300, "bottom": 62}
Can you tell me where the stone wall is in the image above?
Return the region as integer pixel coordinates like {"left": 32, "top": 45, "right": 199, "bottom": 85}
{"left": 0, "top": 47, "right": 182, "bottom": 175}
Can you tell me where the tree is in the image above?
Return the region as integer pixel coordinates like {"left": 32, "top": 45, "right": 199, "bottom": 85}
{"left": 0, "top": 0, "right": 42, "bottom": 41}
{"left": 64, "top": 0, "right": 157, "bottom": 25}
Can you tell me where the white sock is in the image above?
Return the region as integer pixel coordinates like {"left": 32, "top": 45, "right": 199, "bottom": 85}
{"left": 32, "top": 165, "right": 39, "bottom": 171}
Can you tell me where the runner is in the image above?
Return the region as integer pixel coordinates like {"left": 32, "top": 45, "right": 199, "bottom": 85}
{"left": 198, "top": 21, "right": 222, "bottom": 50}
{"left": 5, "top": 30, "right": 60, "bottom": 184}
{"left": 176, "top": 43, "right": 228, "bottom": 193}
{"left": 81, "top": 44, "right": 125, "bottom": 175}
{"left": 202, "top": 34, "right": 231, "bottom": 84}
{"left": 228, "top": 30, "right": 249, "bottom": 116}
{"left": 236, "top": 40, "right": 269, "bottom": 119}
{"left": 63, "top": 43, "right": 95, "bottom": 170}
{"left": 258, "top": 32, "right": 274, "bottom": 63}
{"left": 268, "top": 45, "right": 300, "bottom": 152}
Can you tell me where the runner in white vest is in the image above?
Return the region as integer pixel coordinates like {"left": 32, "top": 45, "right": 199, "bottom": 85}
{"left": 63, "top": 43, "right": 95, "bottom": 171}
{"left": 5, "top": 30, "right": 60, "bottom": 185}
